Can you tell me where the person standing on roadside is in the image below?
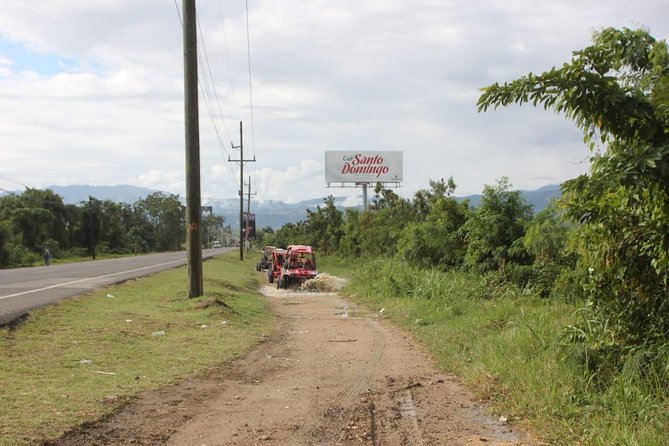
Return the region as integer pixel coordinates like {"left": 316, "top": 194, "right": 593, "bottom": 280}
{"left": 43, "top": 247, "right": 52, "bottom": 266}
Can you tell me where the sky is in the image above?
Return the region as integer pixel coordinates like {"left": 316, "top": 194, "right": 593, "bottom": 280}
{"left": 0, "top": 0, "right": 667, "bottom": 205}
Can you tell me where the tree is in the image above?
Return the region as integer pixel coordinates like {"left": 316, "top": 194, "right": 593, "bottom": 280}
{"left": 135, "top": 192, "right": 185, "bottom": 251}
{"left": 202, "top": 213, "right": 225, "bottom": 247}
{"left": 463, "top": 177, "right": 532, "bottom": 273}
{"left": 0, "top": 189, "right": 69, "bottom": 253}
{"left": 523, "top": 203, "right": 571, "bottom": 264}
{"left": 397, "top": 178, "right": 468, "bottom": 268}
{"left": 478, "top": 27, "right": 669, "bottom": 376}
{"left": 304, "top": 196, "right": 343, "bottom": 255}
{"left": 80, "top": 197, "right": 102, "bottom": 258}
{"left": 266, "top": 221, "right": 307, "bottom": 249}
{"left": 357, "top": 185, "right": 415, "bottom": 257}
{"left": 339, "top": 208, "right": 362, "bottom": 257}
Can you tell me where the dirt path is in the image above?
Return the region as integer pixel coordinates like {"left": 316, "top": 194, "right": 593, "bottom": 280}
{"left": 48, "top": 284, "right": 535, "bottom": 446}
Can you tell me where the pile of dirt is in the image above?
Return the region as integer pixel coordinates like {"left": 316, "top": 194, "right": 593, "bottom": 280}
{"left": 301, "top": 273, "right": 348, "bottom": 292}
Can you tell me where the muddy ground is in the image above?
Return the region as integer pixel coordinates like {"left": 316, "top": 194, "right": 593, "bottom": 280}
{"left": 46, "top": 279, "right": 537, "bottom": 446}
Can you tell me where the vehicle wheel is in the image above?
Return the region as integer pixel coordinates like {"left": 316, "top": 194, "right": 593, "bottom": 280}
{"left": 277, "top": 277, "right": 283, "bottom": 289}
{"left": 268, "top": 268, "right": 274, "bottom": 283}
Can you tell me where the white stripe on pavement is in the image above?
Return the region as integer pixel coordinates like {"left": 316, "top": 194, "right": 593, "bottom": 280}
{"left": 0, "top": 259, "right": 185, "bottom": 300}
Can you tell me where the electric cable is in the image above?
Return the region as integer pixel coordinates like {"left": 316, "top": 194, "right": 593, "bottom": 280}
{"left": 172, "top": 0, "right": 238, "bottom": 192}
{"left": 244, "top": 0, "right": 258, "bottom": 200}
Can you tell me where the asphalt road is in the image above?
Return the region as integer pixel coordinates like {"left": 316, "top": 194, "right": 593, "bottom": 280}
{"left": 0, "top": 248, "right": 233, "bottom": 325}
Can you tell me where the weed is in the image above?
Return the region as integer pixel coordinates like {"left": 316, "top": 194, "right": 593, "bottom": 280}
{"left": 340, "top": 256, "right": 669, "bottom": 445}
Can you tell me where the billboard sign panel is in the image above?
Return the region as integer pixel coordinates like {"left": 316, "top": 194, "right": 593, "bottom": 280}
{"left": 325, "top": 151, "right": 403, "bottom": 183}
{"left": 243, "top": 212, "right": 256, "bottom": 240}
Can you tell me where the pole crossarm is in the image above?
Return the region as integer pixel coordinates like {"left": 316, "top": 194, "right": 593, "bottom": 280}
{"left": 227, "top": 121, "right": 255, "bottom": 260}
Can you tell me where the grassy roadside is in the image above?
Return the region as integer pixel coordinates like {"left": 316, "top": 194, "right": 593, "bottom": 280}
{"left": 334, "top": 256, "right": 669, "bottom": 446}
{"left": 0, "top": 251, "right": 273, "bottom": 446}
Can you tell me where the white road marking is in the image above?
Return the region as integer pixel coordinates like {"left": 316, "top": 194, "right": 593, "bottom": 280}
{"left": 0, "top": 259, "right": 185, "bottom": 300}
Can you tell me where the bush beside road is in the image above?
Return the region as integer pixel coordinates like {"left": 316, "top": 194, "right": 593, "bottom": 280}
{"left": 339, "top": 256, "right": 669, "bottom": 446}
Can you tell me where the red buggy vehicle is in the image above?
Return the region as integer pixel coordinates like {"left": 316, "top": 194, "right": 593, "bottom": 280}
{"left": 276, "top": 245, "right": 318, "bottom": 289}
{"left": 267, "top": 248, "right": 287, "bottom": 284}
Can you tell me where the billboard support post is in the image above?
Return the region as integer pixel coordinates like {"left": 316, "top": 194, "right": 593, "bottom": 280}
{"left": 362, "top": 183, "right": 368, "bottom": 211}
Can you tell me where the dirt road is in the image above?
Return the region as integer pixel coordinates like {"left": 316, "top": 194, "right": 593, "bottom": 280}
{"left": 49, "top": 283, "right": 534, "bottom": 446}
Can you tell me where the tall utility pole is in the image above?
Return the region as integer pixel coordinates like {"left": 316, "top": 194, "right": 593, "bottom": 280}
{"left": 229, "top": 121, "right": 255, "bottom": 261}
{"left": 245, "top": 175, "right": 257, "bottom": 251}
{"left": 183, "top": 0, "right": 203, "bottom": 297}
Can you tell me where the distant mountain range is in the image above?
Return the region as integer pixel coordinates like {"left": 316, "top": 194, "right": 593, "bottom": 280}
{"left": 457, "top": 184, "right": 561, "bottom": 210}
{"left": 3, "top": 183, "right": 562, "bottom": 230}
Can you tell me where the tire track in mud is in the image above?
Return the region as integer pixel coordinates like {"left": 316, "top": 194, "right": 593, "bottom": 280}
{"left": 263, "top": 284, "right": 389, "bottom": 444}
{"left": 392, "top": 387, "right": 428, "bottom": 446}
{"left": 301, "top": 318, "right": 386, "bottom": 444}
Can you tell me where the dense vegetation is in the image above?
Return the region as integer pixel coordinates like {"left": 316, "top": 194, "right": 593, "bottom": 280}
{"left": 263, "top": 27, "right": 669, "bottom": 443}
{"left": 0, "top": 190, "right": 228, "bottom": 267}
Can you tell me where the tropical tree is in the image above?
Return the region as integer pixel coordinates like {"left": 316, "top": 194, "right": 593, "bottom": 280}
{"left": 266, "top": 221, "right": 307, "bottom": 249}
{"left": 202, "top": 213, "right": 225, "bottom": 247}
{"left": 521, "top": 202, "right": 576, "bottom": 297}
{"left": 463, "top": 177, "right": 532, "bottom": 273}
{"left": 478, "top": 27, "right": 669, "bottom": 376}
{"left": 135, "top": 192, "right": 185, "bottom": 251}
{"left": 358, "top": 185, "right": 415, "bottom": 257}
{"left": 397, "top": 178, "right": 468, "bottom": 268}
{"left": 338, "top": 208, "right": 363, "bottom": 257}
{"left": 0, "top": 189, "right": 69, "bottom": 254}
{"left": 303, "top": 196, "right": 343, "bottom": 255}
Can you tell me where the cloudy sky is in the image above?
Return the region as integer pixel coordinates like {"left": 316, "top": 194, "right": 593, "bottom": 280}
{"left": 0, "top": 1, "right": 667, "bottom": 205}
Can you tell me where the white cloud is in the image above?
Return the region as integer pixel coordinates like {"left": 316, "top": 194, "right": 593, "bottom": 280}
{"left": 254, "top": 160, "right": 325, "bottom": 203}
{"left": 0, "top": 0, "right": 667, "bottom": 205}
{"left": 136, "top": 169, "right": 184, "bottom": 194}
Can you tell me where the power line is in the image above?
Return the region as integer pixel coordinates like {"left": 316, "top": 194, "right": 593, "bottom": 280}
{"left": 0, "top": 175, "right": 31, "bottom": 192}
{"left": 244, "top": 0, "right": 258, "bottom": 200}
{"left": 244, "top": 0, "right": 257, "bottom": 158}
{"left": 217, "top": 0, "right": 237, "bottom": 105}
{"left": 196, "top": 11, "right": 232, "bottom": 146}
{"left": 172, "top": 0, "right": 238, "bottom": 190}
{"left": 195, "top": 10, "right": 238, "bottom": 189}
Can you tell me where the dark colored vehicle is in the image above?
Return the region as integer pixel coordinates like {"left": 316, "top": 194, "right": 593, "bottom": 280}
{"left": 276, "top": 245, "right": 317, "bottom": 289}
{"left": 267, "top": 248, "right": 287, "bottom": 284}
{"left": 256, "top": 246, "right": 276, "bottom": 271}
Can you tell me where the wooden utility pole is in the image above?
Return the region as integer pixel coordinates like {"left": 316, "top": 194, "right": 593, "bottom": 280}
{"left": 229, "top": 121, "right": 255, "bottom": 261}
{"left": 183, "top": 0, "right": 203, "bottom": 297}
{"left": 245, "top": 175, "right": 257, "bottom": 251}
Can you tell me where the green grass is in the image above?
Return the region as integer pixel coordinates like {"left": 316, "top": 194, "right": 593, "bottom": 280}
{"left": 340, "top": 256, "right": 669, "bottom": 446}
{"left": 316, "top": 255, "right": 355, "bottom": 279}
{"left": 0, "top": 251, "right": 273, "bottom": 446}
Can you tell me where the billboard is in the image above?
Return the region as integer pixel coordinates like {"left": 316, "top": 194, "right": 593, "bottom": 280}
{"left": 242, "top": 212, "right": 256, "bottom": 240}
{"left": 325, "top": 151, "right": 403, "bottom": 184}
